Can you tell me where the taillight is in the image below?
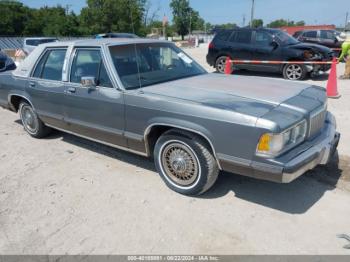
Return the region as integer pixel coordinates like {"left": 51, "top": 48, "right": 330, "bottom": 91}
{"left": 209, "top": 41, "right": 215, "bottom": 49}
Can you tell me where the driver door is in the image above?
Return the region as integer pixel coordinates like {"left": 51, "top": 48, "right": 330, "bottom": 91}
{"left": 63, "top": 48, "right": 126, "bottom": 147}
{"left": 251, "top": 31, "right": 282, "bottom": 72}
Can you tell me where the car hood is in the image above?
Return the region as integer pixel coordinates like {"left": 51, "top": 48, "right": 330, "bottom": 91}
{"left": 288, "top": 42, "right": 332, "bottom": 54}
{"left": 143, "top": 73, "right": 316, "bottom": 117}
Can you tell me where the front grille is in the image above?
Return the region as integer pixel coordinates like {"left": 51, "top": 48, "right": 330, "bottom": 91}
{"left": 0, "top": 61, "right": 5, "bottom": 71}
{"left": 309, "top": 106, "right": 327, "bottom": 138}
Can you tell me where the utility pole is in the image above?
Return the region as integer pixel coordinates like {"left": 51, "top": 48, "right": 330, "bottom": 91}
{"left": 346, "top": 11, "right": 349, "bottom": 31}
{"left": 243, "top": 14, "right": 246, "bottom": 27}
{"left": 250, "top": 0, "right": 255, "bottom": 28}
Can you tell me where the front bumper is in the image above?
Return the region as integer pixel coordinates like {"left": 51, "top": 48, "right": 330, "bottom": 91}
{"left": 220, "top": 112, "right": 340, "bottom": 183}
{"left": 280, "top": 113, "right": 339, "bottom": 182}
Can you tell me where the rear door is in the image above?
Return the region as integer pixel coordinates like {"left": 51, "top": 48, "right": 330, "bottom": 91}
{"left": 319, "top": 30, "right": 338, "bottom": 47}
{"left": 63, "top": 48, "right": 127, "bottom": 147}
{"left": 251, "top": 30, "right": 282, "bottom": 72}
{"left": 302, "top": 31, "right": 319, "bottom": 44}
{"left": 227, "top": 30, "right": 253, "bottom": 69}
{"left": 26, "top": 48, "right": 67, "bottom": 129}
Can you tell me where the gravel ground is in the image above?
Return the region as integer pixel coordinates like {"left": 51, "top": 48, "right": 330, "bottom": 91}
{"left": 0, "top": 46, "right": 350, "bottom": 255}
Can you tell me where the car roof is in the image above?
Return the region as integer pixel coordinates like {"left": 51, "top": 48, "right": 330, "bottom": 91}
{"left": 217, "top": 27, "right": 281, "bottom": 33}
{"left": 24, "top": 37, "right": 58, "bottom": 40}
{"left": 40, "top": 38, "right": 168, "bottom": 48}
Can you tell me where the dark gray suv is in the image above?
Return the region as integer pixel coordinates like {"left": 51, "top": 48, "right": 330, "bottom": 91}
{"left": 207, "top": 28, "right": 334, "bottom": 80}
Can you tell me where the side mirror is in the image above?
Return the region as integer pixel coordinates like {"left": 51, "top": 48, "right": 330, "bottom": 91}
{"left": 270, "top": 41, "right": 279, "bottom": 49}
{"left": 81, "top": 76, "right": 97, "bottom": 89}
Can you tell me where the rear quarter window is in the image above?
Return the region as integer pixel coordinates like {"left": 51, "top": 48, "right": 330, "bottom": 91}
{"left": 215, "top": 31, "right": 233, "bottom": 42}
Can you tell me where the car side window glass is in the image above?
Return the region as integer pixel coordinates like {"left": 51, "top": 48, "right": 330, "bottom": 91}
{"left": 255, "top": 31, "right": 272, "bottom": 46}
{"left": 233, "top": 31, "right": 252, "bottom": 44}
{"left": 70, "top": 49, "right": 113, "bottom": 88}
{"left": 98, "top": 62, "right": 113, "bottom": 88}
{"left": 320, "top": 31, "right": 334, "bottom": 40}
{"left": 32, "top": 51, "right": 50, "bottom": 78}
{"left": 216, "top": 31, "right": 232, "bottom": 42}
{"left": 305, "top": 31, "right": 317, "bottom": 38}
{"left": 33, "top": 49, "right": 66, "bottom": 81}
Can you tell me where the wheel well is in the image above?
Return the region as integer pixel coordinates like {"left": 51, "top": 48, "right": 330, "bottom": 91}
{"left": 10, "top": 95, "right": 29, "bottom": 112}
{"left": 145, "top": 125, "right": 215, "bottom": 158}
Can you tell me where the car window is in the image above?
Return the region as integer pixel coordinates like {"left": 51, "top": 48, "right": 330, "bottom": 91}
{"left": 32, "top": 49, "right": 66, "bottom": 81}
{"left": 233, "top": 31, "right": 252, "bottom": 44}
{"left": 215, "top": 31, "right": 232, "bottom": 42}
{"left": 255, "top": 31, "right": 273, "bottom": 46}
{"left": 304, "top": 31, "right": 317, "bottom": 38}
{"left": 320, "top": 30, "right": 335, "bottom": 40}
{"left": 109, "top": 43, "right": 205, "bottom": 90}
{"left": 70, "top": 49, "right": 113, "bottom": 88}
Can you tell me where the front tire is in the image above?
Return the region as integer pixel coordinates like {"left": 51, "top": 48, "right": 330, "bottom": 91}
{"left": 154, "top": 130, "right": 219, "bottom": 196}
{"left": 19, "top": 101, "right": 51, "bottom": 138}
{"left": 283, "top": 63, "right": 307, "bottom": 80}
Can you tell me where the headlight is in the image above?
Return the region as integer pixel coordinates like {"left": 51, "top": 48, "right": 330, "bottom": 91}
{"left": 256, "top": 120, "right": 307, "bottom": 157}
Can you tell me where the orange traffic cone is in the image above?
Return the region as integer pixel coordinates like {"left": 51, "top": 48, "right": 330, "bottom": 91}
{"left": 326, "top": 57, "right": 341, "bottom": 99}
{"left": 224, "top": 57, "right": 232, "bottom": 75}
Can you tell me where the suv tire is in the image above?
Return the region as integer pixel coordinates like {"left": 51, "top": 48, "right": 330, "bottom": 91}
{"left": 283, "top": 63, "right": 307, "bottom": 80}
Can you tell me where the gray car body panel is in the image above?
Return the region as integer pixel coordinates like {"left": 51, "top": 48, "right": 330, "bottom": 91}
{"left": 0, "top": 39, "right": 337, "bottom": 183}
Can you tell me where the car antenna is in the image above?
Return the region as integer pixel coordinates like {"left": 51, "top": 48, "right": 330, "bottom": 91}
{"left": 129, "top": 1, "right": 143, "bottom": 92}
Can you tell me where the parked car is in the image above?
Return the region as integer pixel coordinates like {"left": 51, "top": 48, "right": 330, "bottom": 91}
{"left": 0, "top": 50, "right": 16, "bottom": 72}
{"left": 94, "top": 33, "right": 139, "bottom": 39}
{"left": 207, "top": 28, "right": 335, "bottom": 80}
{"left": 0, "top": 39, "right": 340, "bottom": 195}
{"left": 23, "top": 37, "right": 58, "bottom": 55}
{"left": 293, "top": 30, "right": 345, "bottom": 50}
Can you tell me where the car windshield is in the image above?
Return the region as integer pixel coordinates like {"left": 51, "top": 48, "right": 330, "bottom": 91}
{"left": 274, "top": 31, "right": 299, "bottom": 45}
{"left": 109, "top": 43, "right": 206, "bottom": 90}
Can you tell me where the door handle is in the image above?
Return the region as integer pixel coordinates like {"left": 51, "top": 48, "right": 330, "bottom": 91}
{"left": 29, "top": 81, "right": 35, "bottom": 88}
{"left": 66, "top": 87, "right": 76, "bottom": 94}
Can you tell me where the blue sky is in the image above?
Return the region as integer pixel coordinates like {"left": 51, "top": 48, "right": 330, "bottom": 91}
{"left": 22, "top": 0, "right": 349, "bottom": 26}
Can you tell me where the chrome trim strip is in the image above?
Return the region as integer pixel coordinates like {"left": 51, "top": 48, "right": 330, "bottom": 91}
{"left": 144, "top": 123, "right": 222, "bottom": 170}
{"left": 46, "top": 124, "right": 148, "bottom": 157}
{"left": 216, "top": 153, "right": 251, "bottom": 167}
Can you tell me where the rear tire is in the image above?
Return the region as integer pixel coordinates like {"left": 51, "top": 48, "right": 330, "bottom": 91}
{"left": 283, "top": 63, "right": 307, "bottom": 80}
{"left": 19, "top": 101, "right": 51, "bottom": 138}
{"left": 154, "top": 130, "right": 219, "bottom": 196}
{"left": 215, "top": 56, "right": 229, "bottom": 74}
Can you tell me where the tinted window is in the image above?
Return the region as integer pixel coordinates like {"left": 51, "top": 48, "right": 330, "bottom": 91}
{"left": 33, "top": 49, "right": 66, "bottom": 81}
{"left": 215, "top": 31, "right": 232, "bottom": 41}
{"left": 255, "top": 31, "right": 272, "bottom": 46}
{"left": 70, "top": 49, "right": 113, "bottom": 88}
{"left": 233, "top": 31, "right": 252, "bottom": 44}
{"left": 304, "top": 31, "right": 317, "bottom": 38}
{"left": 320, "top": 30, "right": 335, "bottom": 40}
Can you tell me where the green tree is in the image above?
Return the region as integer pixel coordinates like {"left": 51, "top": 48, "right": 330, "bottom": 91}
{"left": 267, "top": 19, "right": 306, "bottom": 28}
{"left": 170, "top": 0, "right": 191, "bottom": 39}
{"left": 251, "top": 19, "right": 263, "bottom": 28}
{"left": 0, "top": 0, "right": 31, "bottom": 36}
{"left": 80, "top": 0, "right": 146, "bottom": 36}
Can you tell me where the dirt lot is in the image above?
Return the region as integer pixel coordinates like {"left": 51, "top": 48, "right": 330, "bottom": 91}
{"left": 1, "top": 46, "right": 350, "bottom": 255}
